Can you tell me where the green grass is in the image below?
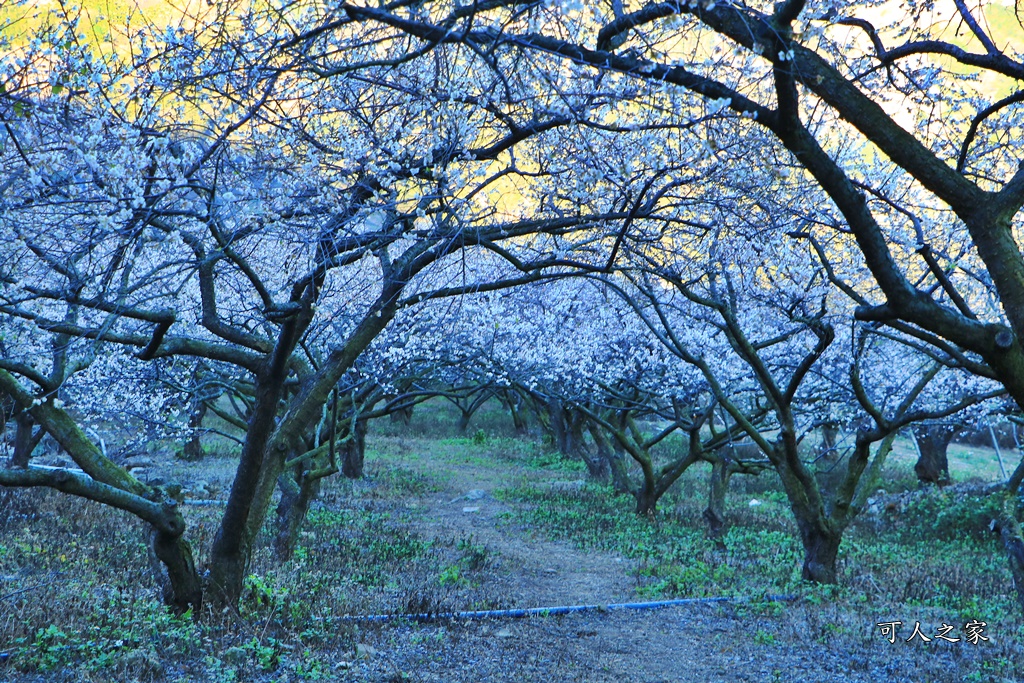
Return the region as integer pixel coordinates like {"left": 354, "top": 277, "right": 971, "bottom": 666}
{"left": 884, "top": 436, "right": 1012, "bottom": 487}
{"left": 5, "top": 399, "right": 1024, "bottom": 680}
{"left": 1, "top": 463, "right": 498, "bottom": 680}
{"left": 495, "top": 470, "right": 1021, "bottom": 632}
{"left": 495, "top": 480, "right": 805, "bottom": 599}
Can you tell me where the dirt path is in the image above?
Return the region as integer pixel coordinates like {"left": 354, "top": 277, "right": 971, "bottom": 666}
{"left": 409, "top": 486, "right": 634, "bottom": 608}
{"left": 335, "top": 451, "right": 985, "bottom": 683}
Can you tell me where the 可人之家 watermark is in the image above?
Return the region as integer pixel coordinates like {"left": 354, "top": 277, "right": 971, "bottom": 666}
{"left": 876, "top": 620, "right": 989, "bottom": 644}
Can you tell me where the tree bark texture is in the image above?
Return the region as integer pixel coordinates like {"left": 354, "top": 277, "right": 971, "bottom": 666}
{"left": 151, "top": 528, "right": 204, "bottom": 614}
{"left": 181, "top": 400, "right": 208, "bottom": 461}
{"left": 913, "top": 424, "right": 954, "bottom": 485}
{"left": 341, "top": 419, "right": 367, "bottom": 479}
{"left": 798, "top": 520, "right": 841, "bottom": 584}
{"left": 273, "top": 468, "right": 322, "bottom": 561}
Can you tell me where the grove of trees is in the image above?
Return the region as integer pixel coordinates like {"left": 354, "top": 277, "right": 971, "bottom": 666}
{"left": 3, "top": 0, "right": 1024, "bottom": 615}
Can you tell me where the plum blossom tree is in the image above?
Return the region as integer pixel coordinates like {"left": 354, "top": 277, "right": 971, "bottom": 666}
{"left": 606, "top": 222, "right": 1005, "bottom": 581}
{"left": 357, "top": 0, "right": 1024, "bottom": 396}
{"left": 6, "top": 0, "right": 1024, "bottom": 612}
{"left": 434, "top": 279, "right": 771, "bottom": 517}
{"left": 342, "top": 0, "right": 1024, "bottom": 587}
{"left": 0, "top": 1, "right": 681, "bottom": 608}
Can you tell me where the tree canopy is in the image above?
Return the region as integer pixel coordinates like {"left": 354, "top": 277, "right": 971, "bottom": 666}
{"left": 3, "top": 0, "right": 1024, "bottom": 613}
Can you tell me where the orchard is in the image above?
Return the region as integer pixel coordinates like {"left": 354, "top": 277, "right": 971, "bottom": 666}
{"left": 2, "top": 1, "right": 1024, "bottom": 680}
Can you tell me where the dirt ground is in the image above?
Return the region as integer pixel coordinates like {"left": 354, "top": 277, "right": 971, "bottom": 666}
{"left": 315, "top": 448, "right": 1015, "bottom": 683}
{"left": 2, "top": 436, "right": 1017, "bottom": 683}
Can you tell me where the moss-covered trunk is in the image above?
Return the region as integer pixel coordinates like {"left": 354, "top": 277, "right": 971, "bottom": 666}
{"left": 151, "top": 528, "right": 204, "bottom": 614}
{"left": 1, "top": 370, "right": 203, "bottom": 611}
{"left": 206, "top": 372, "right": 290, "bottom": 605}
{"left": 634, "top": 484, "right": 659, "bottom": 517}
{"left": 212, "top": 292, "right": 402, "bottom": 608}
{"left": 207, "top": 312, "right": 302, "bottom": 605}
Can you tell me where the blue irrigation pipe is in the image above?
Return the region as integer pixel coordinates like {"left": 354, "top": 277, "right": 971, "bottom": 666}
{"left": 334, "top": 594, "right": 798, "bottom": 623}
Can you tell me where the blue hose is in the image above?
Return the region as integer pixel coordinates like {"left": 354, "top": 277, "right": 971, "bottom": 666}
{"left": 335, "top": 594, "right": 797, "bottom": 623}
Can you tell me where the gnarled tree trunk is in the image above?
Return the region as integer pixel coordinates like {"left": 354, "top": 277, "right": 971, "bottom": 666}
{"left": 208, "top": 345, "right": 297, "bottom": 606}
{"left": 797, "top": 519, "right": 842, "bottom": 584}
{"left": 566, "top": 410, "right": 607, "bottom": 481}
{"left": 508, "top": 395, "right": 528, "bottom": 435}
{"left": 547, "top": 398, "right": 568, "bottom": 453}
{"left": 341, "top": 418, "right": 367, "bottom": 479}
{"left": 181, "top": 400, "right": 207, "bottom": 462}
{"left": 211, "top": 293, "right": 403, "bottom": 608}
{"left": 273, "top": 467, "right": 321, "bottom": 561}
{"left": 456, "top": 390, "right": 491, "bottom": 433}
{"left": 151, "top": 528, "right": 204, "bottom": 614}
{"left": 635, "top": 484, "right": 660, "bottom": 517}
{"left": 589, "top": 422, "right": 631, "bottom": 494}
{"left": 1, "top": 370, "right": 204, "bottom": 612}
{"left": 912, "top": 424, "right": 954, "bottom": 486}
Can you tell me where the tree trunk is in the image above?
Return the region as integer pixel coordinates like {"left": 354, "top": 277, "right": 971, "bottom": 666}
{"left": 208, "top": 365, "right": 294, "bottom": 606}
{"left": 703, "top": 458, "right": 733, "bottom": 539}
{"left": 390, "top": 406, "right": 413, "bottom": 426}
{"left": 273, "top": 468, "right": 321, "bottom": 561}
{"left": 817, "top": 424, "right": 840, "bottom": 467}
{"left": 341, "top": 419, "right": 367, "bottom": 479}
{"left": 529, "top": 395, "right": 554, "bottom": 444}
{"left": 456, "top": 391, "right": 490, "bottom": 433}
{"left": 797, "top": 520, "right": 841, "bottom": 583}
{"left": 609, "top": 422, "right": 654, "bottom": 517}
{"left": 2, "top": 369, "right": 203, "bottom": 612}
{"left": 912, "top": 424, "right": 954, "bottom": 485}
{"left": 210, "top": 295, "right": 401, "bottom": 608}
{"left": 608, "top": 448, "right": 631, "bottom": 494}
{"left": 548, "top": 398, "right": 569, "bottom": 453}
{"left": 151, "top": 527, "right": 203, "bottom": 614}
{"left": 457, "top": 408, "right": 472, "bottom": 433}
{"left": 992, "top": 495, "right": 1024, "bottom": 614}
{"left": 579, "top": 451, "right": 608, "bottom": 480}
{"left": 12, "top": 411, "right": 41, "bottom": 468}
{"left": 550, "top": 404, "right": 607, "bottom": 479}
{"left": 508, "top": 396, "right": 528, "bottom": 435}
{"left": 589, "top": 423, "right": 631, "bottom": 494}
{"left": 181, "top": 401, "right": 207, "bottom": 461}
{"left": 635, "top": 483, "right": 658, "bottom": 517}
{"left": 567, "top": 411, "right": 607, "bottom": 481}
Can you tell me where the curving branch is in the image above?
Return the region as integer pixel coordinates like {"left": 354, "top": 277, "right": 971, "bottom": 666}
{"left": 958, "top": 90, "right": 1024, "bottom": 174}
{"left": 0, "top": 466, "right": 182, "bottom": 537}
